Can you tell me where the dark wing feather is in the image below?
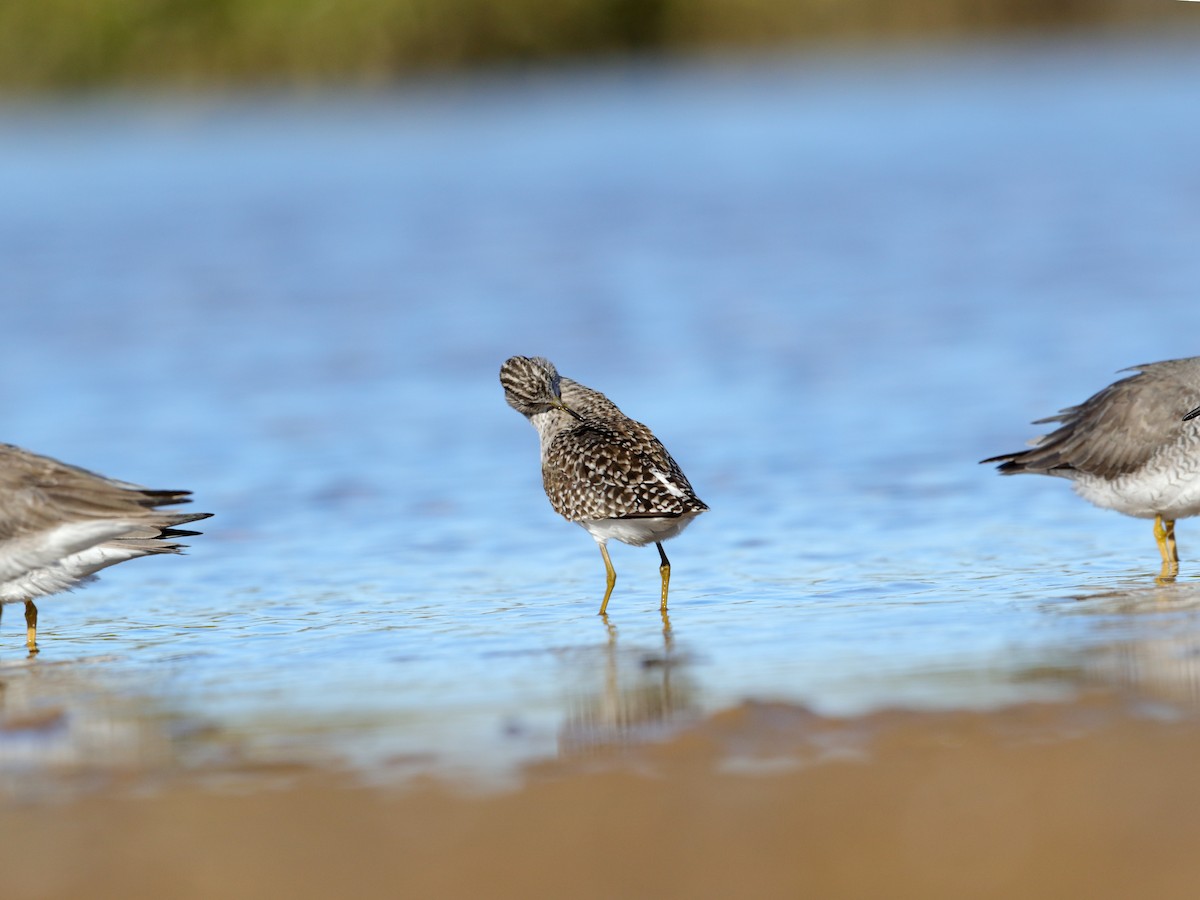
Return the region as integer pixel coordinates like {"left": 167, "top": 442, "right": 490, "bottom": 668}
{"left": 0, "top": 443, "right": 210, "bottom": 542}
{"left": 983, "top": 361, "right": 1200, "bottom": 478}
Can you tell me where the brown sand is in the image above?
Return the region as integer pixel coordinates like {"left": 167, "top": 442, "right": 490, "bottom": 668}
{"left": 4, "top": 693, "right": 1200, "bottom": 900}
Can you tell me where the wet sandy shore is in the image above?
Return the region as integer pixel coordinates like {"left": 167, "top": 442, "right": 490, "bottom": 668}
{"left": 4, "top": 691, "right": 1199, "bottom": 900}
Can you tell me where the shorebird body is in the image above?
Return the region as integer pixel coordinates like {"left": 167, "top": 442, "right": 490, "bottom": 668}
{"left": 0, "top": 442, "right": 210, "bottom": 648}
{"left": 984, "top": 357, "right": 1200, "bottom": 577}
{"left": 500, "top": 356, "right": 706, "bottom": 614}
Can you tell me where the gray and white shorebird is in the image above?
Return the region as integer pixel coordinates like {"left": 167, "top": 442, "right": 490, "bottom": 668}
{"left": 0, "top": 443, "right": 211, "bottom": 650}
{"left": 499, "top": 356, "right": 707, "bottom": 614}
{"left": 983, "top": 357, "right": 1200, "bottom": 578}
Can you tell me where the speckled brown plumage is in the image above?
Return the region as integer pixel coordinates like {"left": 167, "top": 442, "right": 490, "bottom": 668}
{"left": 543, "top": 376, "right": 706, "bottom": 522}
{"left": 500, "top": 355, "right": 707, "bottom": 614}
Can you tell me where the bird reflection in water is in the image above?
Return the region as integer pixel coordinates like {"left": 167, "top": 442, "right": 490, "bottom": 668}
{"left": 1066, "top": 582, "right": 1200, "bottom": 709}
{"left": 557, "top": 610, "right": 700, "bottom": 760}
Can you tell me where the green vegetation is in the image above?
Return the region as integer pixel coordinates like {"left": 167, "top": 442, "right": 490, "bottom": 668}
{"left": 0, "top": 0, "right": 1189, "bottom": 91}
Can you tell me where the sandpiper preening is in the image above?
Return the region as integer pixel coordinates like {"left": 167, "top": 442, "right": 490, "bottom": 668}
{"left": 500, "top": 356, "right": 707, "bottom": 614}
{"left": 983, "top": 357, "right": 1200, "bottom": 578}
{"left": 0, "top": 443, "right": 211, "bottom": 650}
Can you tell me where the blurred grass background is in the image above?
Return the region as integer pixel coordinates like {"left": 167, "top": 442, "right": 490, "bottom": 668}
{"left": 0, "top": 0, "right": 1193, "bottom": 91}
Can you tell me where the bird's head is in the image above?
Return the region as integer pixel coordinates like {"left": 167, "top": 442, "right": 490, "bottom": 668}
{"left": 499, "top": 356, "right": 579, "bottom": 419}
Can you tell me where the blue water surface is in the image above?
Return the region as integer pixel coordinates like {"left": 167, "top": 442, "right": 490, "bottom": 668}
{"left": 2, "top": 32, "right": 1200, "bottom": 786}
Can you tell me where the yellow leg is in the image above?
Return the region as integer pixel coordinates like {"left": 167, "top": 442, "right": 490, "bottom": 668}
{"left": 1154, "top": 515, "right": 1180, "bottom": 581}
{"left": 656, "top": 542, "right": 671, "bottom": 612}
{"left": 24, "top": 600, "right": 38, "bottom": 652}
{"left": 598, "top": 543, "right": 617, "bottom": 616}
{"left": 1154, "top": 515, "right": 1169, "bottom": 563}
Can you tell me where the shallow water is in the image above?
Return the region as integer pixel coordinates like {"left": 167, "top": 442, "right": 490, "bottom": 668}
{"left": 2, "top": 33, "right": 1200, "bottom": 789}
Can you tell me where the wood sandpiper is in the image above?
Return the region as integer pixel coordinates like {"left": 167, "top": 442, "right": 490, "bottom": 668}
{"left": 500, "top": 356, "right": 707, "bottom": 614}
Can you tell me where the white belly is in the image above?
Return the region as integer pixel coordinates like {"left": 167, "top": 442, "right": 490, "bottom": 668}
{"left": 580, "top": 512, "right": 702, "bottom": 547}
{"left": 1073, "top": 460, "right": 1200, "bottom": 521}
{"left": 0, "top": 520, "right": 151, "bottom": 604}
